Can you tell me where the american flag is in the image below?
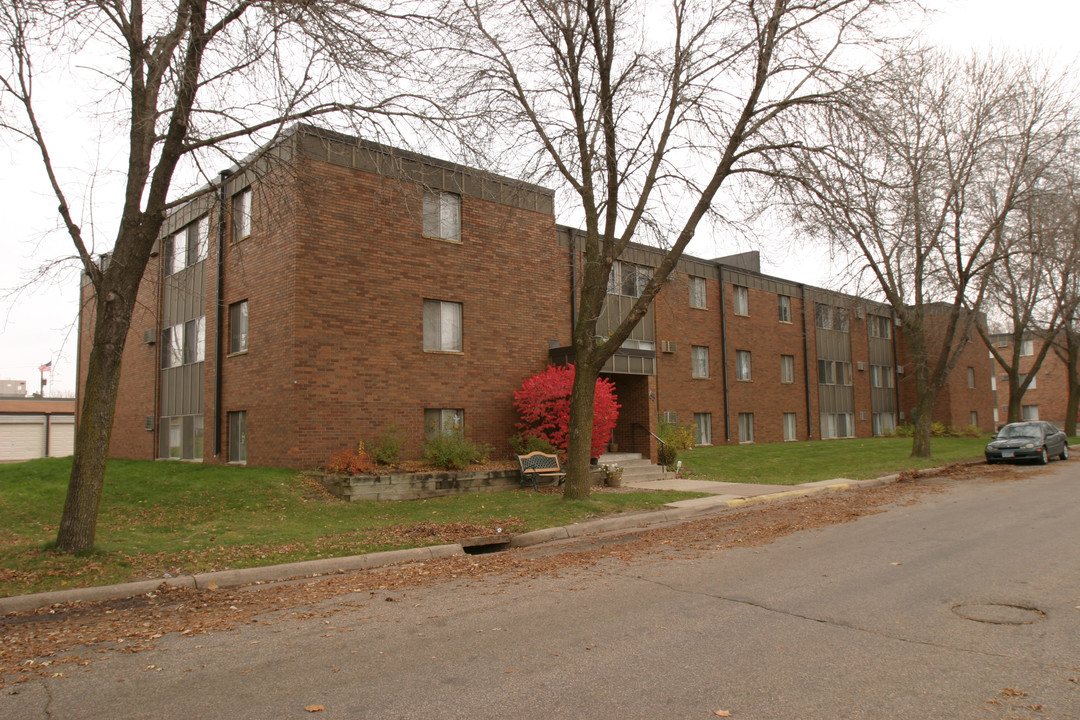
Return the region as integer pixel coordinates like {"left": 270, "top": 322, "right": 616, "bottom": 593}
{"left": 39, "top": 361, "right": 52, "bottom": 373}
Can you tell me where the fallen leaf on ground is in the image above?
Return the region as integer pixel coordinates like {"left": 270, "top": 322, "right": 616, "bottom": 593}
{"left": 305, "top": 705, "right": 325, "bottom": 712}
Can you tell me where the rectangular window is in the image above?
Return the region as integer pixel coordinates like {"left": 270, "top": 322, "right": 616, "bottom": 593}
{"left": 870, "top": 365, "right": 895, "bottom": 388}
{"left": 815, "top": 304, "right": 832, "bottom": 330}
{"left": 778, "top": 295, "right": 791, "bottom": 323}
{"left": 1022, "top": 405, "right": 1039, "bottom": 420}
{"left": 691, "top": 345, "right": 709, "bottom": 378}
{"left": 422, "top": 190, "right": 461, "bottom": 241}
{"left": 733, "top": 285, "right": 749, "bottom": 315}
{"left": 1020, "top": 372, "right": 1037, "bottom": 389}
{"left": 736, "top": 350, "right": 752, "bottom": 381}
{"left": 991, "top": 374, "right": 997, "bottom": 391}
{"left": 162, "top": 323, "right": 184, "bottom": 368}
{"left": 818, "top": 359, "right": 850, "bottom": 385}
{"left": 783, "top": 412, "right": 797, "bottom": 441}
{"left": 872, "top": 412, "right": 897, "bottom": 436}
{"left": 228, "top": 410, "right": 247, "bottom": 463}
{"left": 424, "top": 408, "right": 464, "bottom": 441}
{"left": 738, "top": 412, "right": 754, "bottom": 443}
{"left": 233, "top": 188, "right": 252, "bottom": 241}
{"left": 166, "top": 230, "right": 186, "bottom": 275}
{"left": 689, "top": 276, "right": 707, "bottom": 309}
{"left": 868, "top": 315, "right": 892, "bottom": 339}
{"left": 816, "top": 305, "right": 849, "bottom": 332}
{"left": 694, "top": 413, "right": 712, "bottom": 445}
{"left": 423, "top": 300, "right": 463, "bottom": 352}
{"left": 168, "top": 417, "right": 182, "bottom": 459}
{"left": 661, "top": 411, "right": 678, "bottom": 424}
{"left": 822, "top": 413, "right": 854, "bottom": 439}
{"left": 229, "top": 300, "right": 248, "bottom": 354}
{"left": 608, "top": 261, "right": 652, "bottom": 298}
{"left": 183, "top": 316, "right": 206, "bottom": 364}
{"left": 191, "top": 416, "right": 204, "bottom": 461}
{"left": 967, "top": 367, "right": 976, "bottom": 389}
{"left": 781, "top": 355, "right": 795, "bottom": 384}
{"left": 970, "top": 411, "right": 978, "bottom": 427}
{"left": 1020, "top": 339, "right": 1034, "bottom": 356}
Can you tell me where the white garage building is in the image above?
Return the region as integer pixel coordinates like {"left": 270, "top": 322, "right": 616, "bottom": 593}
{"left": 0, "top": 398, "right": 76, "bottom": 462}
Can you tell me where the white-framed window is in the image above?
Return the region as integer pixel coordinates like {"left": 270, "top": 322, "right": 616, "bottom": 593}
{"left": 1022, "top": 405, "right": 1039, "bottom": 420}
{"left": 970, "top": 411, "right": 978, "bottom": 426}
{"left": 233, "top": 188, "right": 252, "bottom": 241}
{"left": 736, "top": 350, "right": 752, "bottom": 381}
{"left": 1020, "top": 339, "right": 1034, "bottom": 356}
{"left": 694, "top": 413, "right": 712, "bottom": 445}
{"left": 868, "top": 315, "right": 892, "bottom": 339}
{"left": 163, "top": 216, "right": 209, "bottom": 275}
{"left": 691, "top": 345, "right": 709, "bottom": 378}
{"left": 781, "top": 355, "right": 795, "bottom": 384}
{"left": 816, "top": 304, "right": 850, "bottom": 332}
{"left": 733, "top": 285, "right": 749, "bottom": 315}
{"left": 819, "top": 359, "right": 852, "bottom": 386}
{"left": 778, "top": 295, "right": 791, "bottom": 323}
{"left": 991, "top": 374, "right": 997, "bottom": 391}
{"left": 183, "top": 316, "right": 206, "bottom": 364}
{"left": 423, "top": 300, "right": 463, "bottom": 352}
{"left": 967, "top": 367, "right": 976, "bottom": 389}
{"left": 424, "top": 408, "right": 464, "bottom": 441}
{"left": 661, "top": 411, "right": 678, "bottom": 424}
{"left": 228, "top": 410, "right": 247, "bottom": 463}
{"left": 689, "top": 276, "right": 707, "bottom": 309}
{"left": 167, "top": 417, "right": 182, "bottom": 459}
{"left": 229, "top": 300, "right": 248, "bottom": 354}
{"left": 423, "top": 190, "right": 461, "bottom": 242}
{"left": 608, "top": 261, "right": 652, "bottom": 298}
{"left": 870, "top": 364, "right": 894, "bottom": 388}
{"left": 1020, "top": 372, "right": 1037, "bottom": 389}
{"left": 993, "top": 407, "right": 1000, "bottom": 423}
{"left": 872, "top": 412, "right": 896, "bottom": 436}
{"left": 738, "top": 412, "right": 754, "bottom": 443}
{"left": 162, "top": 323, "right": 184, "bottom": 368}
{"left": 783, "top": 412, "right": 798, "bottom": 441}
{"left": 822, "top": 412, "right": 854, "bottom": 439}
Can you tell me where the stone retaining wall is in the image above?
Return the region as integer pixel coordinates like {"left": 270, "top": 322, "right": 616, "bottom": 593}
{"left": 319, "top": 467, "right": 607, "bottom": 501}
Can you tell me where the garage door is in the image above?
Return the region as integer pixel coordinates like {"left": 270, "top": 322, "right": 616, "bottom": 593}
{"left": 0, "top": 420, "right": 45, "bottom": 461}
{"left": 48, "top": 418, "right": 75, "bottom": 457}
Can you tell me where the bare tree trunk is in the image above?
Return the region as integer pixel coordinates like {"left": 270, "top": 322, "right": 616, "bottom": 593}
{"left": 564, "top": 361, "right": 600, "bottom": 499}
{"left": 56, "top": 284, "right": 134, "bottom": 552}
{"left": 1062, "top": 333, "right": 1080, "bottom": 436}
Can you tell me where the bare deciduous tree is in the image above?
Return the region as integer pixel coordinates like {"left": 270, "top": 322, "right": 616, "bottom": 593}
{"left": 777, "top": 49, "right": 1074, "bottom": 457}
{"left": 454, "top": 0, "right": 916, "bottom": 497}
{"left": 0, "top": 0, "right": 440, "bottom": 553}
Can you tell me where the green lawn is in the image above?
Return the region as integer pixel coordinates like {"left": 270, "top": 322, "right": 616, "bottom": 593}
{"left": 0, "top": 458, "right": 700, "bottom": 598}
{"left": 678, "top": 436, "right": 991, "bottom": 485}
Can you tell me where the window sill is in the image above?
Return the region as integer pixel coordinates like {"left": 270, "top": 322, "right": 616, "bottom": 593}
{"left": 422, "top": 234, "right": 463, "bottom": 244}
{"left": 425, "top": 350, "right": 465, "bottom": 356}
{"left": 690, "top": 305, "right": 707, "bottom": 311}
{"left": 227, "top": 350, "right": 248, "bottom": 358}
{"left": 691, "top": 375, "right": 709, "bottom": 380}
{"left": 779, "top": 319, "right": 792, "bottom": 324}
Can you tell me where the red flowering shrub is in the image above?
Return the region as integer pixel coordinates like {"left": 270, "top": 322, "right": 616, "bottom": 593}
{"left": 513, "top": 365, "right": 620, "bottom": 458}
{"left": 325, "top": 442, "right": 376, "bottom": 475}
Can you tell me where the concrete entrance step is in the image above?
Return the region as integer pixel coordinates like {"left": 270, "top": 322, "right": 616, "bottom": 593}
{"left": 597, "top": 453, "right": 666, "bottom": 482}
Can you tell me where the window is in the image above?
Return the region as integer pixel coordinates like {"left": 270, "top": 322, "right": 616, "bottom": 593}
{"left": 783, "top": 412, "right": 798, "bottom": 441}
{"left": 967, "top": 367, "right": 976, "bottom": 389}
{"left": 694, "top": 413, "right": 712, "bottom": 445}
{"left": 424, "top": 408, "right": 464, "bottom": 441}
{"left": 661, "top": 411, "right": 678, "bottom": 424}
{"left": 868, "top": 315, "right": 892, "bottom": 339}
{"left": 780, "top": 355, "right": 795, "bottom": 384}
{"left": 778, "top": 295, "right": 791, "bottom": 323}
{"left": 691, "top": 345, "right": 709, "bottom": 378}
{"left": 1022, "top": 405, "right": 1039, "bottom": 421}
{"left": 229, "top": 300, "right": 248, "bottom": 354}
{"left": 423, "top": 190, "right": 461, "bottom": 241}
{"left": 1020, "top": 339, "right": 1034, "bottom": 356}
{"left": 608, "top": 261, "right": 652, "bottom": 298}
{"left": 233, "top": 188, "right": 252, "bottom": 241}
{"left": 870, "top": 364, "right": 894, "bottom": 388}
{"left": 872, "top": 413, "right": 896, "bottom": 436}
{"left": 1020, "top": 372, "right": 1037, "bottom": 389}
{"left": 183, "top": 317, "right": 206, "bottom": 364}
{"left": 738, "top": 413, "right": 754, "bottom": 443}
{"left": 991, "top": 374, "right": 997, "bottom": 391}
{"left": 228, "top": 410, "right": 247, "bottom": 463}
{"left": 970, "top": 411, "right": 978, "bottom": 427}
{"left": 167, "top": 417, "right": 182, "bottom": 459}
{"left": 163, "top": 216, "right": 209, "bottom": 275}
{"left": 689, "top": 276, "right": 707, "bottom": 309}
{"left": 736, "top": 350, "right": 752, "bottom": 381}
{"left": 821, "top": 413, "right": 854, "bottom": 439}
{"left": 815, "top": 304, "right": 832, "bottom": 330}
{"left": 818, "top": 359, "right": 852, "bottom": 386}
{"left": 423, "top": 300, "right": 463, "bottom": 352}
{"left": 161, "top": 323, "right": 184, "bottom": 368}
{"left": 733, "top": 285, "right": 749, "bottom": 315}
{"left": 816, "top": 304, "right": 849, "bottom": 332}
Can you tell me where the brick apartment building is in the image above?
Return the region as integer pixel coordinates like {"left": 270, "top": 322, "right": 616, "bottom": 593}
{"left": 986, "top": 333, "right": 1073, "bottom": 428}
{"left": 77, "top": 125, "right": 995, "bottom": 469}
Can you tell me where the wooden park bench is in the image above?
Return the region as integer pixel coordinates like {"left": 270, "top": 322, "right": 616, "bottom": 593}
{"left": 516, "top": 451, "right": 567, "bottom": 491}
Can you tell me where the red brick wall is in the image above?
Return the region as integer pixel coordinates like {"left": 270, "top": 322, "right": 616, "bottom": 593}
{"left": 987, "top": 336, "right": 1069, "bottom": 428}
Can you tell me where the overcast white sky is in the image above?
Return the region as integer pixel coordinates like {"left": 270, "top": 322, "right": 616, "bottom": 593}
{"left": 1, "top": 0, "right": 1077, "bottom": 398}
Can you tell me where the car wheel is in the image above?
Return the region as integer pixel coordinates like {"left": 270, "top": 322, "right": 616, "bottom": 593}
{"left": 1061, "top": 445, "right": 1069, "bottom": 461}
{"left": 1038, "top": 447, "right": 1049, "bottom": 465}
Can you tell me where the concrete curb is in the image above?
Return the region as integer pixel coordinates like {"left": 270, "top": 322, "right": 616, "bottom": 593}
{"left": 1, "top": 475, "right": 901, "bottom": 615}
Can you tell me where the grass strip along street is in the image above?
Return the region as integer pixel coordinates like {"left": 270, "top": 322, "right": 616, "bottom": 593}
{"left": 0, "top": 437, "right": 993, "bottom": 597}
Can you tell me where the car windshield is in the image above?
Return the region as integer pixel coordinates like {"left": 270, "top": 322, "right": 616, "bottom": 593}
{"left": 998, "top": 424, "right": 1040, "bottom": 439}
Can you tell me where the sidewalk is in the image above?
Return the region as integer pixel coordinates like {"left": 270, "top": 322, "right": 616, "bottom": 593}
{"left": 0, "top": 474, "right": 897, "bottom": 616}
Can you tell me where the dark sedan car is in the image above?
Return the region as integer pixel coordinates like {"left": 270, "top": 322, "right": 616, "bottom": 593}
{"left": 985, "top": 421, "right": 1069, "bottom": 465}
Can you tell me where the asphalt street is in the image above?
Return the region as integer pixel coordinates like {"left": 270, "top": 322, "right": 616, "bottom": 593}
{"left": 2, "top": 462, "right": 1078, "bottom": 719}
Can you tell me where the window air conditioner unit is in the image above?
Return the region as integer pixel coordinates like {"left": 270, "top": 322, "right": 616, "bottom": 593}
{"left": 894, "top": 316, "right": 902, "bottom": 326}
{"left": 145, "top": 415, "right": 155, "bottom": 431}
{"left": 661, "top": 340, "right": 677, "bottom": 353}
{"left": 143, "top": 329, "right": 157, "bottom": 345}
{"left": 896, "top": 365, "right": 904, "bottom": 374}
{"left": 857, "top": 361, "right": 866, "bottom": 371}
